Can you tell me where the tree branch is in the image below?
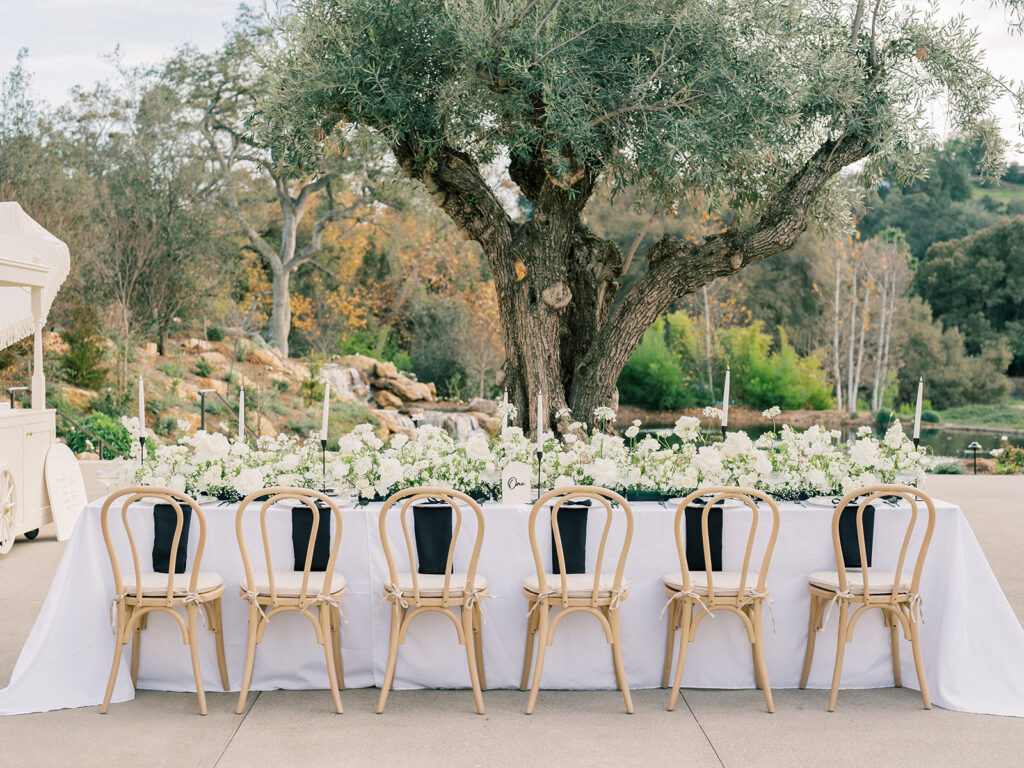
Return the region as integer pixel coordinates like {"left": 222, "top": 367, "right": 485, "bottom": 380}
{"left": 489, "top": 0, "right": 543, "bottom": 47}
{"left": 291, "top": 202, "right": 369, "bottom": 266}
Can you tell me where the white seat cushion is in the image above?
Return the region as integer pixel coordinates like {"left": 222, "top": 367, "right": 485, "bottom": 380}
{"left": 662, "top": 571, "right": 764, "bottom": 597}
{"left": 808, "top": 569, "right": 910, "bottom": 595}
{"left": 122, "top": 571, "right": 223, "bottom": 597}
{"left": 523, "top": 573, "right": 623, "bottom": 598}
{"left": 240, "top": 570, "right": 347, "bottom": 597}
{"left": 388, "top": 573, "right": 487, "bottom": 597}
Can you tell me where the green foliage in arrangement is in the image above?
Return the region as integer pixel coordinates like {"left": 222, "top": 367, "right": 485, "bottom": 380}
{"left": 62, "top": 412, "right": 132, "bottom": 460}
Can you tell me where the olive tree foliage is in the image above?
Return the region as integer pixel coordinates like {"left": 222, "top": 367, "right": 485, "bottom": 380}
{"left": 164, "top": 9, "right": 386, "bottom": 356}
{"left": 260, "top": 0, "right": 1022, "bottom": 430}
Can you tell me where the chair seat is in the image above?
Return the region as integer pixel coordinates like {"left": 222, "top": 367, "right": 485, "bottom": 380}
{"left": 388, "top": 573, "right": 488, "bottom": 597}
{"left": 662, "top": 571, "right": 766, "bottom": 597}
{"left": 123, "top": 571, "right": 224, "bottom": 597}
{"left": 808, "top": 569, "right": 910, "bottom": 595}
{"left": 241, "top": 570, "right": 347, "bottom": 597}
{"left": 523, "top": 573, "right": 624, "bottom": 599}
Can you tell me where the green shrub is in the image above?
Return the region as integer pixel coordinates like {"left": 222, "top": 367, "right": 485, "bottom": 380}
{"left": 193, "top": 357, "right": 214, "bottom": 378}
{"left": 58, "top": 304, "right": 108, "bottom": 390}
{"left": 272, "top": 379, "right": 290, "bottom": 393}
{"left": 157, "top": 361, "right": 185, "bottom": 379}
{"left": 206, "top": 326, "right": 224, "bottom": 342}
{"left": 875, "top": 408, "right": 894, "bottom": 425}
{"left": 62, "top": 412, "right": 132, "bottom": 460}
{"left": 921, "top": 410, "right": 940, "bottom": 423}
{"left": 90, "top": 388, "right": 132, "bottom": 419}
{"left": 996, "top": 444, "right": 1024, "bottom": 474}
{"left": 931, "top": 461, "right": 966, "bottom": 475}
{"left": 720, "top": 323, "right": 834, "bottom": 410}
{"left": 618, "top": 319, "right": 695, "bottom": 410}
{"left": 154, "top": 415, "right": 176, "bottom": 437}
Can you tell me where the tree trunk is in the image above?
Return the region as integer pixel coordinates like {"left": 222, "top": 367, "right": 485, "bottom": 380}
{"left": 833, "top": 254, "right": 843, "bottom": 412}
{"left": 871, "top": 278, "right": 888, "bottom": 412}
{"left": 393, "top": 133, "right": 871, "bottom": 431}
{"left": 846, "top": 266, "right": 858, "bottom": 411}
{"left": 853, "top": 274, "right": 870, "bottom": 406}
{"left": 269, "top": 267, "right": 291, "bottom": 357}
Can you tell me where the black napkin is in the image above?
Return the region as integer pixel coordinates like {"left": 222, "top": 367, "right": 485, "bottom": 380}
{"left": 292, "top": 503, "right": 332, "bottom": 572}
{"left": 838, "top": 503, "right": 875, "bottom": 569}
{"left": 152, "top": 503, "right": 192, "bottom": 574}
{"left": 684, "top": 500, "right": 724, "bottom": 572}
{"left": 413, "top": 502, "right": 454, "bottom": 575}
{"left": 551, "top": 502, "right": 589, "bottom": 575}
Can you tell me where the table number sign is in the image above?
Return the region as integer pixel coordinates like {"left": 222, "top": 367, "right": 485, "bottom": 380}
{"left": 501, "top": 460, "right": 532, "bottom": 505}
{"left": 44, "top": 443, "right": 88, "bottom": 542}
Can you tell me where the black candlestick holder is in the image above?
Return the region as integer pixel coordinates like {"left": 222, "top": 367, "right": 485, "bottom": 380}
{"left": 721, "top": 425, "right": 727, "bottom": 440}
{"left": 321, "top": 438, "right": 328, "bottom": 493}
{"left": 139, "top": 435, "right": 147, "bottom": 465}
{"left": 536, "top": 449, "right": 543, "bottom": 501}
{"left": 913, "top": 436, "right": 920, "bottom": 449}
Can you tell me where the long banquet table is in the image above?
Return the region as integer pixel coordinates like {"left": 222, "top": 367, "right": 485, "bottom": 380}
{"left": 2, "top": 494, "right": 1024, "bottom": 716}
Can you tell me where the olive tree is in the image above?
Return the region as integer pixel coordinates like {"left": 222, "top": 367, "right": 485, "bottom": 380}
{"left": 262, "top": 0, "right": 1022, "bottom": 429}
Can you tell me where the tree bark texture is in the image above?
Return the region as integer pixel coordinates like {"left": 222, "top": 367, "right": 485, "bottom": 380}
{"left": 395, "top": 133, "right": 872, "bottom": 430}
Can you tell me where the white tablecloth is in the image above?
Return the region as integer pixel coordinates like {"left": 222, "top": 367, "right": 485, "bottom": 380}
{"left": 2, "top": 497, "right": 1024, "bottom": 716}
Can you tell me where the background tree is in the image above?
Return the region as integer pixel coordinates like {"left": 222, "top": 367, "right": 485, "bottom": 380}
{"left": 263, "top": 0, "right": 1021, "bottom": 430}
{"left": 166, "top": 10, "right": 383, "bottom": 356}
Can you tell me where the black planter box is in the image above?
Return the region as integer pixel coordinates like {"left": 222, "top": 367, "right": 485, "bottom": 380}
{"left": 413, "top": 502, "right": 454, "bottom": 575}
{"left": 551, "top": 503, "right": 589, "bottom": 575}
{"left": 292, "top": 502, "right": 331, "bottom": 572}
{"left": 838, "top": 503, "right": 875, "bottom": 569}
{"left": 624, "top": 490, "right": 674, "bottom": 502}
{"left": 684, "top": 500, "right": 724, "bottom": 572}
{"left": 152, "top": 502, "right": 192, "bottom": 574}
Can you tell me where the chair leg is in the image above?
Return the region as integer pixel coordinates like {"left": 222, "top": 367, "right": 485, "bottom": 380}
{"left": 462, "top": 606, "right": 485, "bottom": 715}
{"left": 473, "top": 603, "right": 486, "bottom": 692}
{"left": 237, "top": 602, "right": 260, "bottom": 715}
{"left": 662, "top": 598, "right": 677, "bottom": 688}
{"left": 608, "top": 607, "right": 633, "bottom": 714}
{"left": 751, "top": 602, "right": 774, "bottom": 713}
{"left": 320, "top": 606, "right": 343, "bottom": 714}
{"left": 799, "top": 594, "right": 820, "bottom": 689}
{"left": 186, "top": 604, "right": 208, "bottom": 716}
{"left": 525, "top": 603, "right": 549, "bottom": 715}
{"left": 130, "top": 618, "right": 142, "bottom": 688}
{"left": 330, "top": 607, "right": 345, "bottom": 691}
{"left": 668, "top": 601, "right": 692, "bottom": 712}
{"left": 209, "top": 599, "right": 230, "bottom": 692}
{"left": 827, "top": 601, "right": 849, "bottom": 712}
{"left": 909, "top": 614, "right": 931, "bottom": 709}
{"left": 520, "top": 604, "right": 539, "bottom": 691}
{"left": 101, "top": 605, "right": 129, "bottom": 714}
{"left": 887, "top": 607, "right": 902, "bottom": 687}
{"left": 377, "top": 601, "right": 403, "bottom": 714}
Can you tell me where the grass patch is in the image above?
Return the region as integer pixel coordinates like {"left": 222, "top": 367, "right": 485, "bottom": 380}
{"left": 970, "top": 180, "right": 1024, "bottom": 204}
{"left": 937, "top": 403, "right": 1024, "bottom": 430}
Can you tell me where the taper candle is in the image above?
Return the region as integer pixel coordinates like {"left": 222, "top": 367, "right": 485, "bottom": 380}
{"left": 913, "top": 378, "right": 923, "bottom": 440}
{"left": 137, "top": 376, "right": 145, "bottom": 435}
{"left": 321, "top": 381, "right": 331, "bottom": 439}
{"left": 536, "top": 393, "right": 543, "bottom": 453}
{"left": 501, "top": 389, "right": 508, "bottom": 433}
{"left": 238, "top": 388, "right": 245, "bottom": 440}
{"left": 722, "top": 367, "right": 730, "bottom": 427}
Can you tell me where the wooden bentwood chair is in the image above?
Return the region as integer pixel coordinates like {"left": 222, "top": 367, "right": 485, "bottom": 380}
{"left": 799, "top": 485, "right": 936, "bottom": 712}
{"left": 235, "top": 487, "right": 347, "bottom": 714}
{"left": 100, "top": 487, "right": 229, "bottom": 715}
{"left": 521, "top": 486, "right": 634, "bottom": 715}
{"left": 377, "top": 488, "right": 489, "bottom": 715}
{"left": 661, "top": 488, "right": 781, "bottom": 713}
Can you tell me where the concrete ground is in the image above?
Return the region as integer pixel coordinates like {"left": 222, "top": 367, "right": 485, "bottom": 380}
{"left": 1, "top": 475, "right": 1022, "bottom": 768}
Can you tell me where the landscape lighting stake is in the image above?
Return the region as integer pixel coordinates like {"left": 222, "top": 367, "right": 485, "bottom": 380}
{"left": 968, "top": 441, "right": 982, "bottom": 475}
{"left": 6, "top": 386, "right": 27, "bottom": 408}
{"left": 197, "top": 389, "right": 216, "bottom": 432}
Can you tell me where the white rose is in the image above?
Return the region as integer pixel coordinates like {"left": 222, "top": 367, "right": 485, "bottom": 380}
{"left": 233, "top": 467, "right": 265, "bottom": 496}
{"left": 390, "top": 433, "right": 409, "bottom": 449}
{"left": 625, "top": 425, "right": 640, "bottom": 438}
{"left": 464, "top": 435, "right": 492, "bottom": 461}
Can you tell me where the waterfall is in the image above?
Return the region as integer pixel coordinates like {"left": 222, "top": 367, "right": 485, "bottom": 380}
{"left": 416, "top": 410, "right": 483, "bottom": 440}
{"left": 323, "top": 366, "right": 370, "bottom": 401}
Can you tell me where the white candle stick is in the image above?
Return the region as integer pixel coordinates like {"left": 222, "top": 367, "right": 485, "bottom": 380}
{"left": 536, "top": 393, "right": 543, "bottom": 453}
{"left": 321, "top": 381, "right": 331, "bottom": 440}
{"left": 501, "top": 389, "right": 508, "bottom": 433}
{"left": 137, "top": 376, "right": 145, "bottom": 438}
{"left": 238, "top": 388, "right": 245, "bottom": 440}
{"left": 913, "top": 378, "right": 923, "bottom": 439}
{"left": 722, "top": 367, "right": 730, "bottom": 428}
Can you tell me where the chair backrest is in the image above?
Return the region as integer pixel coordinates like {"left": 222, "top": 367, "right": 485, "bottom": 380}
{"left": 236, "top": 486, "right": 344, "bottom": 602}
{"left": 529, "top": 486, "right": 634, "bottom": 603}
{"left": 379, "top": 487, "right": 485, "bottom": 604}
{"left": 832, "top": 484, "right": 936, "bottom": 599}
{"left": 673, "top": 487, "right": 780, "bottom": 602}
{"left": 100, "top": 486, "right": 207, "bottom": 603}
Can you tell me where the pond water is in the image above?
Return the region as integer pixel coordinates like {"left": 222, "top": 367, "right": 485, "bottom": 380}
{"left": 634, "top": 426, "right": 1023, "bottom": 459}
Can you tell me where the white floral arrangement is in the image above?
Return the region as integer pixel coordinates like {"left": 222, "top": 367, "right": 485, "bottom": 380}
{"left": 120, "top": 406, "right": 932, "bottom": 503}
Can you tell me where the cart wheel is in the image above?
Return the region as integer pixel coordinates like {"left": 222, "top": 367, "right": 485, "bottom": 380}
{"left": 24, "top": 528, "right": 39, "bottom": 540}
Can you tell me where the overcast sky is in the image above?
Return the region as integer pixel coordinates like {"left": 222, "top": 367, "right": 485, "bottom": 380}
{"left": 1, "top": 0, "right": 1021, "bottom": 160}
